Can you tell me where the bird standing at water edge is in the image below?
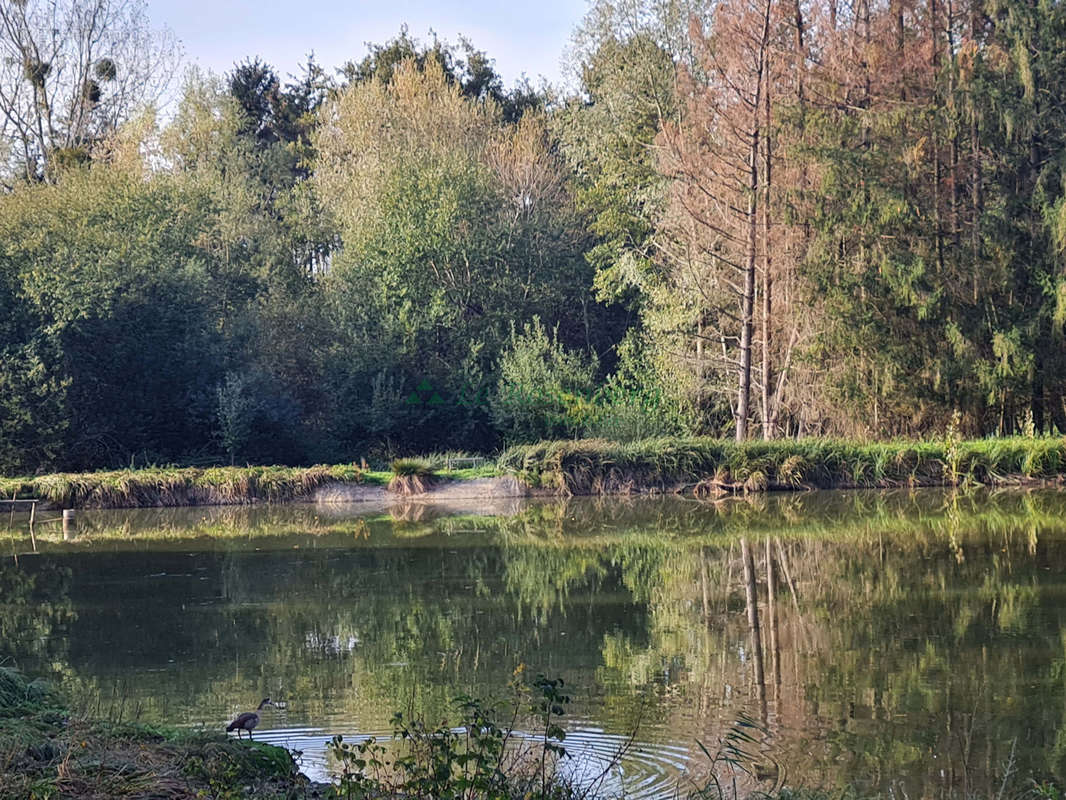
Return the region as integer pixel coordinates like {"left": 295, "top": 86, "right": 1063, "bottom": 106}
{"left": 227, "top": 698, "right": 272, "bottom": 740}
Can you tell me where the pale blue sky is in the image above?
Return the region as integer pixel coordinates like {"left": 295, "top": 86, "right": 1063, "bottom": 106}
{"left": 148, "top": 0, "right": 585, "bottom": 89}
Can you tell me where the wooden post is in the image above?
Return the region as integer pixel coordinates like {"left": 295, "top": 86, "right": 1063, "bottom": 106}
{"left": 62, "top": 509, "right": 75, "bottom": 540}
{"left": 28, "top": 501, "right": 36, "bottom": 552}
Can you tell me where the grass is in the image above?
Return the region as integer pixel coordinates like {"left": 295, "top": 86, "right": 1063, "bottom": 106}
{"left": 0, "top": 666, "right": 312, "bottom": 799}
{"left": 0, "top": 464, "right": 365, "bottom": 509}
{"left": 387, "top": 458, "right": 438, "bottom": 495}
{"left": 0, "top": 454, "right": 502, "bottom": 509}
{"left": 6, "top": 437, "right": 1065, "bottom": 510}
{"left": 497, "top": 436, "right": 1066, "bottom": 495}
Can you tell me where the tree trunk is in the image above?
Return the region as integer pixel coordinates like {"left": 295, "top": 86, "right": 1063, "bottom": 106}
{"left": 761, "top": 62, "right": 775, "bottom": 441}
{"left": 931, "top": 0, "right": 946, "bottom": 274}
{"left": 970, "top": 10, "right": 982, "bottom": 292}
{"left": 948, "top": 0, "right": 960, "bottom": 249}
{"left": 739, "top": 4, "right": 770, "bottom": 444}
{"left": 738, "top": 128, "right": 758, "bottom": 443}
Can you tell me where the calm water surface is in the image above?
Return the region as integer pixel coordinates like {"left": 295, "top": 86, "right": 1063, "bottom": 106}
{"left": 3, "top": 489, "right": 1066, "bottom": 797}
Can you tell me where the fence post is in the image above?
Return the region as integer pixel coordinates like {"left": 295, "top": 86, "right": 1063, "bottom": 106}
{"left": 62, "top": 509, "right": 76, "bottom": 540}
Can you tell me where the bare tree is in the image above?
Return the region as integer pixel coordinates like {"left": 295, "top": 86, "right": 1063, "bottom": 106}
{"left": 0, "top": 0, "right": 178, "bottom": 183}
{"left": 656, "top": 2, "right": 775, "bottom": 441}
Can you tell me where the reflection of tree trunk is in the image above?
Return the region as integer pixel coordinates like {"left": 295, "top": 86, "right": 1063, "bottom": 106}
{"left": 741, "top": 538, "right": 766, "bottom": 712}
{"left": 700, "top": 550, "right": 710, "bottom": 619}
{"left": 776, "top": 540, "right": 811, "bottom": 651}
{"left": 766, "top": 538, "right": 780, "bottom": 702}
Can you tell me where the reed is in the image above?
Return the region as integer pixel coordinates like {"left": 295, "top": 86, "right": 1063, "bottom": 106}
{"left": 387, "top": 458, "right": 438, "bottom": 495}
{"left": 0, "top": 464, "right": 365, "bottom": 509}
{"left": 497, "top": 436, "right": 1066, "bottom": 495}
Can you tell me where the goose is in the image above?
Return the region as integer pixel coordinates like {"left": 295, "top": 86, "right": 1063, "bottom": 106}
{"left": 226, "top": 698, "right": 272, "bottom": 740}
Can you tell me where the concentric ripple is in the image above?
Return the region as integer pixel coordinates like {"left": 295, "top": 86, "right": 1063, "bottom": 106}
{"left": 555, "top": 725, "right": 694, "bottom": 799}
{"left": 250, "top": 723, "right": 694, "bottom": 799}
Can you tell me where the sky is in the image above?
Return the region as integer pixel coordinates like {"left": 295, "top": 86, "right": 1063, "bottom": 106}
{"left": 147, "top": 0, "right": 586, "bottom": 90}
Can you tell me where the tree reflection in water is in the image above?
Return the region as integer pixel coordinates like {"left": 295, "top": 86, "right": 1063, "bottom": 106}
{"left": 2, "top": 488, "right": 1066, "bottom": 795}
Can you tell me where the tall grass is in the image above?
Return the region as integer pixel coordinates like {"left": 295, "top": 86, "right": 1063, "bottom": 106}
{"left": 0, "top": 464, "right": 364, "bottom": 509}
{"left": 7, "top": 437, "right": 1064, "bottom": 508}
{"left": 387, "top": 458, "right": 438, "bottom": 495}
{"left": 497, "top": 437, "right": 1066, "bottom": 495}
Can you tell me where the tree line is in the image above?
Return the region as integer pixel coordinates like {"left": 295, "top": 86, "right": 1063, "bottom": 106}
{"left": 1, "top": 0, "right": 1064, "bottom": 473}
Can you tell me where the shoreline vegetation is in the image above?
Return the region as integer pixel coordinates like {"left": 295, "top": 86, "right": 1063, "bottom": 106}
{"left": 0, "top": 667, "right": 320, "bottom": 799}
{"left": 4, "top": 664, "right": 1062, "bottom": 800}
{"left": 1, "top": 436, "right": 1064, "bottom": 510}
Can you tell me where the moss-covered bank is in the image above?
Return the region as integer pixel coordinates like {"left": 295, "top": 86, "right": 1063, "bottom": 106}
{"left": 0, "top": 667, "right": 320, "bottom": 799}
{"left": 498, "top": 436, "right": 1066, "bottom": 495}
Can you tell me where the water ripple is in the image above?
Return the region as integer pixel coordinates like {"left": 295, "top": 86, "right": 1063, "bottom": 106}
{"left": 249, "top": 724, "right": 694, "bottom": 799}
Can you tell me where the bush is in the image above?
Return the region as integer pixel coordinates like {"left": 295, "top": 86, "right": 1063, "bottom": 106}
{"left": 491, "top": 319, "right": 598, "bottom": 444}
{"left": 328, "top": 672, "right": 576, "bottom": 800}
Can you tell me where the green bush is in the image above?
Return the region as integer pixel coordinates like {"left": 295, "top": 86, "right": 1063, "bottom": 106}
{"left": 328, "top": 673, "right": 575, "bottom": 800}
{"left": 491, "top": 319, "right": 598, "bottom": 444}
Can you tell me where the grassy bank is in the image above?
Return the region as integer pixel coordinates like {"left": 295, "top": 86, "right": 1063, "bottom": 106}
{"left": 0, "top": 455, "right": 501, "bottom": 509}
{"left": 4, "top": 437, "right": 1065, "bottom": 509}
{"left": 0, "top": 667, "right": 315, "bottom": 799}
{"left": 0, "top": 464, "right": 365, "bottom": 509}
{"left": 498, "top": 436, "right": 1066, "bottom": 495}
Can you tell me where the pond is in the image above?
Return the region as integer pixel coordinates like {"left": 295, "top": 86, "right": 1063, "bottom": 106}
{"left": 2, "top": 488, "right": 1066, "bottom": 798}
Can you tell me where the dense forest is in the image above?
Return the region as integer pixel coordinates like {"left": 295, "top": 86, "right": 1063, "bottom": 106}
{"left": 1, "top": 0, "right": 1064, "bottom": 474}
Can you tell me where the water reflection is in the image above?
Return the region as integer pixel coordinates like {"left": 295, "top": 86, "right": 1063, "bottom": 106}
{"left": 2, "top": 488, "right": 1066, "bottom": 796}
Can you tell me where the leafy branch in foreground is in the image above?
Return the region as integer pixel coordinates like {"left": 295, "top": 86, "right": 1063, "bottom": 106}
{"left": 328, "top": 670, "right": 579, "bottom": 800}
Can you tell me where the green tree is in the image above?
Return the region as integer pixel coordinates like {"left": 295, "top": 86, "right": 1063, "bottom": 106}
{"left": 0, "top": 165, "right": 224, "bottom": 468}
{"left": 315, "top": 58, "right": 601, "bottom": 452}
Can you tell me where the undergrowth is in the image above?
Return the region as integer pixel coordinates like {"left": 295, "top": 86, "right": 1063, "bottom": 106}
{"left": 328, "top": 672, "right": 576, "bottom": 800}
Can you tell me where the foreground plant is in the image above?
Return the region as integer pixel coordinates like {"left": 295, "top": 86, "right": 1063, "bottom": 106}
{"left": 327, "top": 671, "right": 580, "bottom": 800}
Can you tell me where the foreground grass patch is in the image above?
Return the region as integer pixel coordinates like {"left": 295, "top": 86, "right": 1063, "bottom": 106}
{"left": 498, "top": 436, "right": 1066, "bottom": 495}
{"left": 0, "top": 667, "right": 310, "bottom": 799}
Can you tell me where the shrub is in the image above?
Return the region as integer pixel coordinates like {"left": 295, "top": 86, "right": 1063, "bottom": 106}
{"left": 491, "top": 319, "right": 598, "bottom": 444}
{"left": 388, "top": 458, "right": 437, "bottom": 495}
